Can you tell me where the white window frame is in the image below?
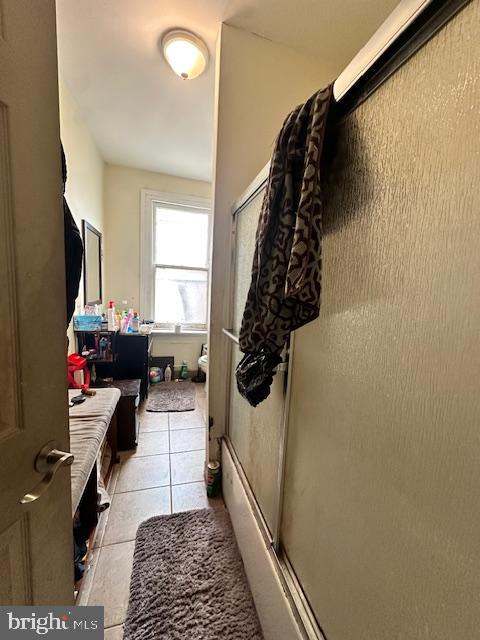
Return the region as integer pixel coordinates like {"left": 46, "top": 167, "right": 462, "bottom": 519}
{"left": 140, "top": 189, "right": 211, "bottom": 332}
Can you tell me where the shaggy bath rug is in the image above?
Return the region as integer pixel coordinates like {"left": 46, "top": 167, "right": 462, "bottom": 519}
{"left": 123, "top": 509, "right": 264, "bottom": 640}
{"left": 146, "top": 381, "right": 196, "bottom": 412}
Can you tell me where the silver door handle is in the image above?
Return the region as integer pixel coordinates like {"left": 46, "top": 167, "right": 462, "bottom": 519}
{"left": 20, "top": 442, "right": 74, "bottom": 504}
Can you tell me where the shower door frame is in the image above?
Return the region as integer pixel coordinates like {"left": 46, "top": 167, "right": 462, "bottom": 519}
{"left": 222, "top": 161, "right": 293, "bottom": 551}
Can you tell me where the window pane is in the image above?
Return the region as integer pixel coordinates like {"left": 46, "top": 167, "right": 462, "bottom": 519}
{"left": 155, "top": 206, "right": 209, "bottom": 268}
{"left": 154, "top": 268, "right": 207, "bottom": 325}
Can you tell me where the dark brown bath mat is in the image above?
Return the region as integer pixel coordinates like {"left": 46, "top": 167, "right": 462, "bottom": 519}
{"left": 124, "top": 508, "right": 264, "bottom": 640}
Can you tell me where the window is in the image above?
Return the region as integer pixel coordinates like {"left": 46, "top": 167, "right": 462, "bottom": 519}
{"left": 140, "top": 191, "right": 210, "bottom": 331}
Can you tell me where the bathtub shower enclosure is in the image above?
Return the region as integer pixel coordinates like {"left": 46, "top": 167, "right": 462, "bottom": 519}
{"left": 222, "top": 1, "right": 480, "bottom": 639}
{"left": 223, "top": 165, "right": 291, "bottom": 545}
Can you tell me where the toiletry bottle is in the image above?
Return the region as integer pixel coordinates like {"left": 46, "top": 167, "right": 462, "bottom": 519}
{"left": 126, "top": 310, "right": 133, "bottom": 333}
{"left": 107, "top": 301, "right": 116, "bottom": 331}
{"left": 164, "top": 364, "right": 172, "bottom": 382}
{"left": 180, "top": 361, "right": 188, "bottom": 380}
{"left": 132, "top": 312, "right": 140, "bottom": 333}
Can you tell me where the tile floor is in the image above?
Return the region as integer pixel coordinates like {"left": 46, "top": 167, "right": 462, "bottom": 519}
{"left": 78, "top": 383, "right": 223, "bottom": 634}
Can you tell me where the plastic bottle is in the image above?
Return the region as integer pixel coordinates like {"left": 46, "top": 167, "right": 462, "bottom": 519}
{"left": 131, "top": 312, "right": 140, "bottom": 333}
{"left": 164, "top": 364, "right": 172, "bottom": 382}
{"left": 125, "top": 310, "right": 133, "bottom": 333}
{"left": 180, "top": 361, "right": 188, "bottom": 380}
{"left": 107, "top": 301, "right": 116, "bottom": 331}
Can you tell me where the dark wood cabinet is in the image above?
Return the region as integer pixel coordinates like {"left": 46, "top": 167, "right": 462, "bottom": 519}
{"left": 73, "top": 330, "right": 153, "bottom": 401}
{"left": 94, "top": 379, "right": 140, "bottom": 451}
{"left": 114, "top": 333, "right": 153, "bottom": 401}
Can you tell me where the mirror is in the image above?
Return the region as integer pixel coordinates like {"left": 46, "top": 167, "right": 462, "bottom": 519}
{"left": 82, "top": 220, "right": 102, "bottom": 305}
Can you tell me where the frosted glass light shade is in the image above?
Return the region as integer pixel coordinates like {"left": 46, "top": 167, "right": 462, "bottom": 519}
{"left": 162, "top": 30, "right": 209, "bottom": 80}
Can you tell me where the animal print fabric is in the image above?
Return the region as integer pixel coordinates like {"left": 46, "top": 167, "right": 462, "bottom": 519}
{"left": 239, "top": 86, "right": 333, "bottom": 355}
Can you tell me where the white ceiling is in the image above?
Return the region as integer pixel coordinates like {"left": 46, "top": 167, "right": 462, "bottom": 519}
{"left": 56, "top": 0, "right": 399, "bottom": 182}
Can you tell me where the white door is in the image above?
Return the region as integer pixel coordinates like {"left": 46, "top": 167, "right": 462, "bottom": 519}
{"left": 0, "top": 0, "right": 73, "bottom": 604}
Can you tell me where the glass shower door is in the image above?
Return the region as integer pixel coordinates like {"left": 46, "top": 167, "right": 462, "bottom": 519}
{"left": 226, "top": 185, "right": 287, "bottom": 536}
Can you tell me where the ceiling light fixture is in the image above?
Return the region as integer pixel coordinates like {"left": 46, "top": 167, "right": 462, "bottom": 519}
{"left": 162, "top": 29, "right": 209, "bottom": 80}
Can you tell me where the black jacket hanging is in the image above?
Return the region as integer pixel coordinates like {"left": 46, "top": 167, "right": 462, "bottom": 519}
{"left": 62, "top": 145, "right": 83, "bottom": 326}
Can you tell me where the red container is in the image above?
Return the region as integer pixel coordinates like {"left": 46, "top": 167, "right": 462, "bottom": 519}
{"left": 67, "top": 353, "right": 91, "bottom": 389}
{"left": 68, "top": 353, "right": 87, "bottom": 368}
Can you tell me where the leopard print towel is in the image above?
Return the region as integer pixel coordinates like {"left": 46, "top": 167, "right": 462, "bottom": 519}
{"left": 238, "top": 85, "right": 333, "bottom": 357}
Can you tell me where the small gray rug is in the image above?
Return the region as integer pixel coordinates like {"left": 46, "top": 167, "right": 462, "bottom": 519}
{"left": 146, "top": 381, "right": 196, "bottom": 412}
{"left": 124, "top": 509, "right": 264, "bottom": 640}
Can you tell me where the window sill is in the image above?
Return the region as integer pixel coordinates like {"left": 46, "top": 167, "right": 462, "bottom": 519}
{"left": 152, "top": 329, "right": 208, "bottom": 337}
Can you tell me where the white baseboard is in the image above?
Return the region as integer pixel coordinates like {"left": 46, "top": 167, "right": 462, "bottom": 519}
{"left": 222, "top": 440, "right": 304, "bottom": 640}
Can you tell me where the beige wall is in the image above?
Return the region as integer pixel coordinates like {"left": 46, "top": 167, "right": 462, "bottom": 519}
{"left": 151, "top": 334, "right": 206, "bottom": 377}
{"left": 282, "top": 2, "right": 480, "bottom": 638}
{"left": 104, "top": 163, "right": 211, "bottom": 369}
{"left": 59, "top": 78, "right": 105, "bottom": 350}
{"left": 60, "top": 78, "right": 104, "bottom": 235}
{"left": 208, "top": 24, "right": 336, "bottom": 437}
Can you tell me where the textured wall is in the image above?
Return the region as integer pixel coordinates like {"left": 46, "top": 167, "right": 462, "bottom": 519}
{"left": 281, "top": 2, "right": 480, "bottom": 639}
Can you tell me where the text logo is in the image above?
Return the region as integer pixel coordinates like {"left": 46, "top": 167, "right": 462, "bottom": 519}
{"left": 0, "top": 607, "right": 103, "bottom": 638}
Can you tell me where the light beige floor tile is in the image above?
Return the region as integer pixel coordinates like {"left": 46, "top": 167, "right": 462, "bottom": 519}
{"left": 196, "top": 395, "right": 207, "bottom": 419}
{"left": 170, "top": 450, "right": 205, "bottom": 485}
{"left": 86, "top": 541, "right": 135, "bottom": 628}
{"left": 139, "top": 411, "right": 168, "bottom": 432}
{"left": 169, "top": 427, "right": 206, "bottom": 453}
{"left": 199, "top": 406, "right": 208, "bottom": 425}
{"left": 135, "top": 430, "right": 169, "bottom": 456}
{"left": 171, "top": 481, "right": 224, "bottom": 513}
{"left": 169, "top": 409, "right": 206, "bottom": 430}
{"left": 116, "top": 454, "right": 170, "bottom": 493}
{"left": 105, "top": 625, "right": 124, "bottom": 639}
{"left": 103, "top": 487, "right": 171, "bottom": 546}
{"left": 196, "top": 394, "right": 207, "bottom": 408}
{"left": 194, "top": 383, "right": 206, "bottom": 397}
{"left": 172, "top": 482, "right": 208, "bottom": 512}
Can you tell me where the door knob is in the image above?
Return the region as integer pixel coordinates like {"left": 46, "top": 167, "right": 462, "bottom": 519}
{"left": 20, "top": 442, "right": 74, "bottom": 504}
